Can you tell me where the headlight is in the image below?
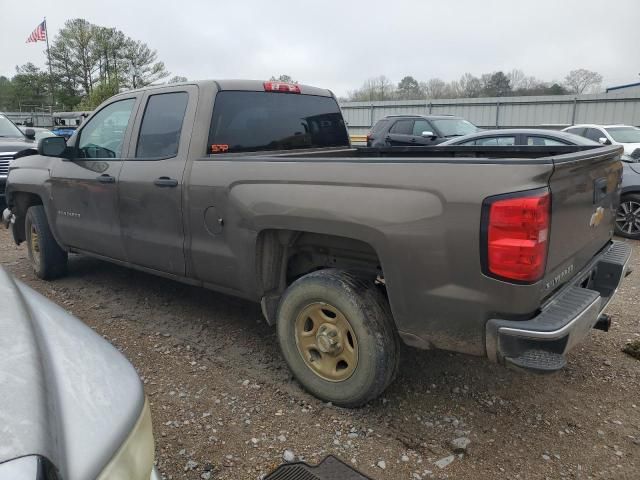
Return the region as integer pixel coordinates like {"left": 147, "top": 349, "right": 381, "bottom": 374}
{"left": 97, "top": 398, "right": 156, "bottom": 480}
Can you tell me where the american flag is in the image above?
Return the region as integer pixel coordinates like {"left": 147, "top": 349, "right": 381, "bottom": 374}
{"left": 26, "top": 21, "right": 47, "bottom": 43}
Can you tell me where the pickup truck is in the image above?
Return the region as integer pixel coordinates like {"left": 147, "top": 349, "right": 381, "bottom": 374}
{"left": 2, "top": 80, "right": 632, "bottom": 407}
{"left": 0, "top": 113, "right": 37, "bottom": 203}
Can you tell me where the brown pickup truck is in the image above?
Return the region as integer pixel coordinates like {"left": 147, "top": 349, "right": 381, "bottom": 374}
{"left": 2, "top": 80, "right": 632, "bottom": 407}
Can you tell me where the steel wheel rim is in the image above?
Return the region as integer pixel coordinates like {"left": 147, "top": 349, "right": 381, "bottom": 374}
{"left": 616, "top": 200, "right": 640, "bottom": 235}
{"left": 29, "top": 225, "right": 41, "bottom": 265}
{"left": 294, "top": 302, "right": 359, "bottom": 382}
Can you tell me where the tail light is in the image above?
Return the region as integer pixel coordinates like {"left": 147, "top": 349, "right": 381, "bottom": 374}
{"left": 482, "top": 189, "right": 551, "bottom": 283}
{"left": 263, "top": 81, "right": 301, "bottom": 94}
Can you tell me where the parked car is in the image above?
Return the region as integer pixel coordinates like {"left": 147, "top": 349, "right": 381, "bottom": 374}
{"left": 563, "top": 124, "right": 640, "bottom": 161}
{"left": 0, "top": 114, "right": 36, "bottom": 204}
{"left": 561, "top": 125, "right": 640, "bottom": 239}
{"left": 2, "top": 80, "right": 631, "bottom": 407}
{"left": 438, "top": 128, "right": 596, "bottom": 147}
{"left": 19, "top": 126, "right": 58, "bottom": 142}
{"left": 366, "top": 114, "right": 478, "bottom": 147}
{"left": 0, "top": 266, "right": 159, "bottom": 479}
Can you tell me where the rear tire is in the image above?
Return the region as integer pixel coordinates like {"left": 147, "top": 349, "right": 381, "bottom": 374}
{"left": 277, "top": 269, "right": 399, "bottom": 408}
{"left": 615, "top": 194, "right": 640, "bottom": 239}
{"left": 25, "top": 205, "right": 68, "bottom": 279}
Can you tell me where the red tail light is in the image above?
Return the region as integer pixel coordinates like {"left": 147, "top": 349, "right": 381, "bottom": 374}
{"left": 483, "top": 189, "right": 550, "bottom": 283}
{"left": 263, "top": 81, "right": 301, "bottom": 94}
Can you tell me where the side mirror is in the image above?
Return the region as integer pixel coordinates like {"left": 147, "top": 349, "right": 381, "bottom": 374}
{"left": 421, "top": 131, "right": 436, "bottom": 138}
{"left": 38, "top": 136, "right": 67, "bottom": 157}
{"left": 24, "top": 128, "right": 36, "bottom": 140}
{"left": 598, "top": 137, "right": 611, "bottom": 145}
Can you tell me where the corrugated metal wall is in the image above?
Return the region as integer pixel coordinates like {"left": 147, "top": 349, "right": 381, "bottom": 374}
{"left": 341, "top": 90, "right": 640, "bottom": 135}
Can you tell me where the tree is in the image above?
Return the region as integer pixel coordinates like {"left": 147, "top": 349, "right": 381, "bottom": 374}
{"left": 168, "top": 75, "right": 188, "bottom": 84}
{"left": 11, "top": 63, "right": 51, "bottom": 107}
{"left": 396, "top": 76, "right": 422, "bottom": 99}
{"left": 270, "top": 74, "right": 297, "bottom": 84}
{"left": 0, "top": 76, "right": 13, "bottom": 110}
{"left": 564, "top": 69, "right": 603, "bottom": 94}
{"left": 76, "top": 79, "right": 120, "bottom": 110}
{"left": 122, "top": 40, "right": 168, "bottom": 89}
{"left": 482, "top": 71, "right": 511, "bottom": 97}
{"left": 421, "top": 78, "right": 449, "bottom": 99}
{"left": 347, "top": 76, "right": 395, "bottom": 101}
{"left": 458, "top": 73, "right": 483, "bottom": 98}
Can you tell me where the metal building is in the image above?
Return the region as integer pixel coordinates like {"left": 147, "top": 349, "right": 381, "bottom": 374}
{"left": 340, "top": 89, "right": 640, "bottom": 135}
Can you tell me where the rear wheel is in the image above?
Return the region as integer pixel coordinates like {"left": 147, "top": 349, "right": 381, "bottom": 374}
{"left": 277, "top": 269, "right": 399, "bottom": 407}
{"left": 25, "top": 205, "right": 68, "bottom": 279}
{"left": 615, "top": 194, "right": 640, "bottom": 239}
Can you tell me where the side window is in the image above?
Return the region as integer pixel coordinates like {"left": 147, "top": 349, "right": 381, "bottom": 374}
{"left": 584, "top": 128, "right": 605, "bottom": 142}
{"left": 475, "top": 136, "right": 516, "bottom": 146}
{"left": 527, "top": 136, "right": 568, "bottom": 146}
{"left": 459, "top": 140, "right": 477, "bottom": 146}
{"left": 389, "top": 120, "right": 414, "bottom": 135}
{"left": 371, "top": 119, "right": 389, "bottom": 134}
{"left": 136, "top": 92, "right": 189, "bottom": 158}
{"left": 78, "top": 99, "right": 135, "bottom": 159}
{"left": 412, "top": 119, "right": 433, "bottom": 136}
{"left": 566, "top": 127, "right": 585, "bottom": 137}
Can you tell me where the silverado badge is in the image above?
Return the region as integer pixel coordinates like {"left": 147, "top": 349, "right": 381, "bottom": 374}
{"left": 589, "top": 206, "right": 605, "bottom": 228}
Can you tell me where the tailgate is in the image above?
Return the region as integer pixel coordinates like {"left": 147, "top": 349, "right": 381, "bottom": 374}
{"left": 543, "top": 145, "right": 624, "bottom": 295}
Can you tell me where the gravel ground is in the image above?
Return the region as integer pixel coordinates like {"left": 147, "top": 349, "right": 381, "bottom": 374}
{"left": 1, "top": 227, "right": 639, "bottom": 479}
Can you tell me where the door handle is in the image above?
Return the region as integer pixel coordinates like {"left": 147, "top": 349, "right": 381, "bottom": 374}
{"left": 154, "top": 177, "right": 179, "bottom": 188}
{"left": 97, "top": 174, "right": 115, "bottom": 184}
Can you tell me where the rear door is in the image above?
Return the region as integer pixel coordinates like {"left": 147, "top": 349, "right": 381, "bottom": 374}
{"left": 543, "top": 146, "right": 623, "bottom": 293}
{"left": 49, "top": 95, "right": 141, "bottom": 259}
{"left": 117, "top": 85, "right": 197, "bottom": 275}
{"left": 386, "top": 119, "right": 415, "bottom": 145}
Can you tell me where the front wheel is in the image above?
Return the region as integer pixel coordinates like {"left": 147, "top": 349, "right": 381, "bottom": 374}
{"left": 25, "top": 205, "right": 68, "bottom": 279}
{"left": 615, "top": 194, "right": 640, "bottom": 239}
{"left": 277, "top": 269, "right": 399, "bottom": 408}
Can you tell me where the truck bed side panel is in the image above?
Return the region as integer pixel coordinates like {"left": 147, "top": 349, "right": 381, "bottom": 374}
{"left": 187, "top": 158, "right": 553, "bottom": 355}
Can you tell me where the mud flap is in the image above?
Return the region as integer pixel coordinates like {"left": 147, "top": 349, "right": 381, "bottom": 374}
{"left": 265, "top": 455, "right": 372, "bottom": 480}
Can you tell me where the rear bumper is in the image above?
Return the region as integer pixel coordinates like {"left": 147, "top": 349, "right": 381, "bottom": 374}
{"left": 486, "top": 241, "right": 632, "bottom": 372}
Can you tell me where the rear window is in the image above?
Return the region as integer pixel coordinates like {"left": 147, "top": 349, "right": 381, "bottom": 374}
{"left": 208, "top": 91, "right": 349, "bottom": 153}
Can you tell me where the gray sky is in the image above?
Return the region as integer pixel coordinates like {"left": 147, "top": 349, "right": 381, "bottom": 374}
{"left": 2, "top": 0, "right": 639, "bottom": 97}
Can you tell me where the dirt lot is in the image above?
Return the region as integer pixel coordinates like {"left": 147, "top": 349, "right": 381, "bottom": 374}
{"left": 1, "top": 227, "right": 639, "bottom": 479}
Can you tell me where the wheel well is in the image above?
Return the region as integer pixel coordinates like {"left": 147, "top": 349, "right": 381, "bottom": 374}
{"left": 256, "top": 229, "right": 383, "bottom": 324}
{"left": 9, "top": 192, "right": 43, "bottom": 244}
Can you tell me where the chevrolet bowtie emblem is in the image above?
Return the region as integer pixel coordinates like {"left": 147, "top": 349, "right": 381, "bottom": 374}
{"left": 590, "top": 206, "right": 605, "bottom": 228}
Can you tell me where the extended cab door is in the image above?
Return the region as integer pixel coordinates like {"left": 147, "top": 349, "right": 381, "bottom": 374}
{"left": 49, "top": 95, "right": 141, "bottom": 259}
{"left": 117, "top": 85, "right": 197, "bottom": 275}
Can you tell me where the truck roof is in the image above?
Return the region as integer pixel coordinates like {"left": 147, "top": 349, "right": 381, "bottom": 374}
{"left": 113, "top": 79, "right": 335, "bottom": 99}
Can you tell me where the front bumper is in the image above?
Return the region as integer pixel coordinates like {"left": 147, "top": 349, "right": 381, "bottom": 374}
{"left": 486, "top": 241, "right": 632, "bottom": 372}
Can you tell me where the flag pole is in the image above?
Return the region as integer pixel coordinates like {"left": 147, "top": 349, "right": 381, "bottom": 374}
{"left": 44, "top": 17, "right": 55, "bottom": 110}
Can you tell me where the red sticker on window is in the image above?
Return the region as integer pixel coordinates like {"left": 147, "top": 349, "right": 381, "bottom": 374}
{"left": 210, "top": 144, "right": 229, "bottom": 153}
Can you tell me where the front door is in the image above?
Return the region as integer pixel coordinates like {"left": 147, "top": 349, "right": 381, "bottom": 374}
{"left": 49, "top": 96, "right": 140, "bottom": 259}
{"left": 117, "top": 86, "right": 196, "bottom": 276}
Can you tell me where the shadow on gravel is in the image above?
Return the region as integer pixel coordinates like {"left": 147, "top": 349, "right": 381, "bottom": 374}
{"left": 64, "top": 253, "right": 563, "bottom": 408}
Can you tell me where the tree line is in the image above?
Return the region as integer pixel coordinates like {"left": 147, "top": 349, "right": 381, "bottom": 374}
{"left": 0, "top": 18, "right": 186, "bottom": 111}
{"left": 345, "top": 68, "right": 604, "bottom": 102}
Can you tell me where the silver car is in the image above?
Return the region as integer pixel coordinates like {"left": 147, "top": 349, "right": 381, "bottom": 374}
{"left": 0, "top": 266, "right": 159, "bottom": 479}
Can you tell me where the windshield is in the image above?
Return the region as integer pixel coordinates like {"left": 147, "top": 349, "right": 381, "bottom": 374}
{"left": 431, "top": 118, "right": 478, "bottom": 137}
{"left": 0, "top": 115, "right": 25, "bottom": 138}
{"left": 606, "top": 127, "right": 640, "bottom": 143}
